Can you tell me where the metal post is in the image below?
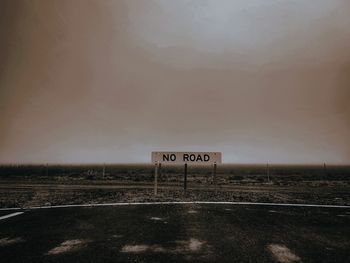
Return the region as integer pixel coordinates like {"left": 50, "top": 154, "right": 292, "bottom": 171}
{"left": 46, "top": 163, "right": 48, "bottom": 177}
{"left": 213, "top": 162, "right": 217, "bottom": 188}
{"left": 154, "top": 162, "right": 158, "bottom": 196}
{"left": 184, "top": 163, "right": 188, "bottom": 193}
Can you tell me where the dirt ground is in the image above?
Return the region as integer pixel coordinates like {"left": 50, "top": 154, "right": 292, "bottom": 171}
{"left": 0, "top": 183, "right": 350, "bottom": 208}
{"left": 0, "top": 164, "right": 350, "bottom": 208}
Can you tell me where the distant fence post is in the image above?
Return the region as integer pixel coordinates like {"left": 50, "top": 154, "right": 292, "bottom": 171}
{"left": 102, "top": 163, "right": 106, "bottom": 179}
{"left": 267, "top": 162, "right": 270, "bottom": 182}
{"left": 46, "top": 163, "right": 48, "bottom": 177}
{"left": 154, "top": 162, "right": 158, "bottom": 196}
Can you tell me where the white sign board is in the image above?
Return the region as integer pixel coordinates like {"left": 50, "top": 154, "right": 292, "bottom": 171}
{"left": 152, "top": 152, "right": 222, "bottom": 164}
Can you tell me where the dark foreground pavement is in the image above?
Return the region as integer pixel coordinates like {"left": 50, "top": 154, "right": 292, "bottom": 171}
{"left": 0, "top": 204, "right": 349, "bottom": 263}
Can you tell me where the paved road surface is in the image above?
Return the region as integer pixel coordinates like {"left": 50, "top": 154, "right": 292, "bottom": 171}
{"left": 0, "top": 204, "right": 349, "bottom": 262}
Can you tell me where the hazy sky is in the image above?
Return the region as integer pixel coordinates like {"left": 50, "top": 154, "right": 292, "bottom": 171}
{"left": 0, "top": 0, "right": 350, "bottom": 164}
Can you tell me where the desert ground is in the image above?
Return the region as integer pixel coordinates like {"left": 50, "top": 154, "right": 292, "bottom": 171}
{"left": 0, "top": 164, "right": 349, "bottom": 207}
{"left": 0, "top": 164, "right": 349, "bottom": 262}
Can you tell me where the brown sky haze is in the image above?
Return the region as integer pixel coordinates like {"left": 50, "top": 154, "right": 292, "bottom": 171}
{"left": 0, "top": 0, "right": 350, "bottom": 163}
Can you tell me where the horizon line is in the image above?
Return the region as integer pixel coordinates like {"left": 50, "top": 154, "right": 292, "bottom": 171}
{"left": 0, "top": 162, "right": 349, "bottom": 166}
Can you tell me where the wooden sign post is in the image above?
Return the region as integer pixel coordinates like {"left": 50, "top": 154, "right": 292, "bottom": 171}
{"left": 154, "top": 162, "right": 158, "bottom": 195}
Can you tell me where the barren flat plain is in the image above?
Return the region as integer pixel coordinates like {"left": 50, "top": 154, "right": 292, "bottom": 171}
{"left": 0, "top": 164, "right": 349, "bottom": 262}
{"left": 0, "top": 164, "right": 349, "bottom": 207}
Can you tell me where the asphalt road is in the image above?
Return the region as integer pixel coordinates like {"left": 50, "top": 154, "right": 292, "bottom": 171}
{"left": 0, "top": 204, "right": 349, "bottom": 262}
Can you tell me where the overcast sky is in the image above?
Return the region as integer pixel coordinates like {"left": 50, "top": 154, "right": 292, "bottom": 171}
{"left": 0, "top": 0, "right": 350, "bottom": 164}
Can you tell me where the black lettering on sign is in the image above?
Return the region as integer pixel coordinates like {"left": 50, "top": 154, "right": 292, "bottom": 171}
{"left": 170, "top": 154, "right": 176, "bottom": 161}
{"left": 183, "top": 154, "right": 189, "bottom": 162}
{"left": 196, "top": 155, "right": 203, "bottom": 161}
{"left": 189, "top": 154, "right": 195, "bottom": 161}
{"left": 163, "top": 154, "right": 170, "bottom": 162}
{"left": 163, "top": 154, "right": 177, "bottom": 162}
{"left": 204, "top": 154, "right": 210, "bottom": 162}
